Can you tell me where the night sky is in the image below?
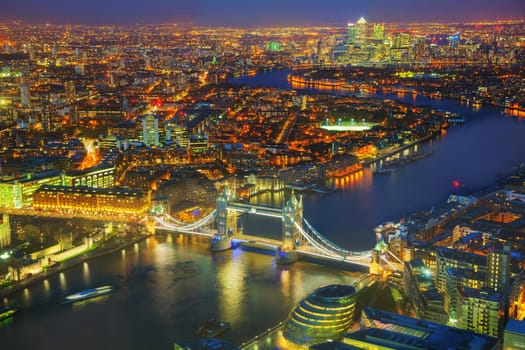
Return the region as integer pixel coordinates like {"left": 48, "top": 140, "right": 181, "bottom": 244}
{"left": 1, "top": 0, "right": 523, "bottom": 26}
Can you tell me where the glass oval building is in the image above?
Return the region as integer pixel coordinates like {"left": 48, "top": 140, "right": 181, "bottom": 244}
{"left": 283, "top": 284, "right": 356, "bottom": 346}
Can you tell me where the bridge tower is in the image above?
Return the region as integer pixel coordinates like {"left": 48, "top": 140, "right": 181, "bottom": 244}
{"left": 212, "top": 186, "right": 234, "bottom": 251}
{"left": 279, "top": 191, "right": 303, "bottom": 264}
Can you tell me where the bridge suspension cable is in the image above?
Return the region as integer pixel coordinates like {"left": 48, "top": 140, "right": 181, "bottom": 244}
{"left": 155, "top": 209, "right": 217, "bottom": 231}
{"left": 295, "top": 219, "right": 372, "bottom": 262}
{"left": 302, "top": 218, "right": 354, "bottom": 255}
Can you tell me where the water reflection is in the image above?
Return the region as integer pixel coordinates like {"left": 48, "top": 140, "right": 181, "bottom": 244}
{"left": 0, "top": 235, "right": 370, "bottom": 348}
{"left": 83, "top": 262, "right": 91, "bottom": 285}
{"left": 59, "top": 272, "right": 67, "bottom": 291}
{"left": 280, "top": 269, "right": 290, "bottom": 298}
{"left": 217, "top": 248, "right": 246, "bottom": 325}
{"left": 71, "top": 294, "right": 111, "bottom": 311}
{"left": 22, "top": 288, "right": 30, "bottom": 305}
{"left": 43, "top": 279, "right": 50, "bottom": 299}
{"left": 333, "top": 169, "right": 367, "bottom": 191}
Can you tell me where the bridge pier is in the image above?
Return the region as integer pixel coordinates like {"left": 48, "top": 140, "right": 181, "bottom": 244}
{"left": 276, "top": 247, "right": 298, "bottom": 265}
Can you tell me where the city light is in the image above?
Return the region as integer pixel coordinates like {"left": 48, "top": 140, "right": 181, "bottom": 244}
{"left": 0, "top": 7, "right": 523, "bottom": 349}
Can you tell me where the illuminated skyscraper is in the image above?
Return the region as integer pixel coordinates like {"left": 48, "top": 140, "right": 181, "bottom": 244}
{"left": 486, "top": 243, "right": 511, "bottom": 293}
{"left": 448, "top": 32, "right": 460, "bottom": 48}
{"left": 20, "top": 82, "right": 30, "bottom": 108}
{"left": 347, "top": 23, "right": 356, "bottom": 45}
{"left": 142, "top": 114, "right": 159, "bottom": 147}
{"left": 373, "top": 23, "right": 385, "bottom": 45}
{"left": 355, "top": 17, "right": 367, "bottom": 46}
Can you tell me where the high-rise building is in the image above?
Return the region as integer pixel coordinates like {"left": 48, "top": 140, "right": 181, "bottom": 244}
{"left": 457, "top": 286, "right": 505, "bottom": 338}
{"left": 435, "top": 247, "right": 487, "bottom": 295}
{"left": 373, "top": 23, "right": 385, "bottom": 45}
{"left": 486, "top": 243, "right": 511, "bottom": 293}
{"left": 355, "top": 17, "right": 367, "bottom": 46}
{"left": 20, "top": 82, "right": 30, "bottom": 108}
{"left": 0, "top": 214, "right": 10, "bottom": 248}
{"left": 74, "top": 64, "right": 85, "bottom": 75}
{"left": 443, "top": 267, "right": 485, "bottom": 322}
{"left": 404, "top": 259, "right": 448, "bottom": 324}
{"left": 142, "top": 114, "right": 160, "bottom": 147}
{"left": 347, "top": 23, "right": 356, "bottom": 45}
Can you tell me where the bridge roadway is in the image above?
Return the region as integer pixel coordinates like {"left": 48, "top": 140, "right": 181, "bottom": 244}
{"left": 227, "top": 202, "right": 282, "bottom": 218}
{"left": 155, "top": 222, "right": 283, "bottom": 250}
{"left": 232, "top": 234, "right": 282, "bottom": 249}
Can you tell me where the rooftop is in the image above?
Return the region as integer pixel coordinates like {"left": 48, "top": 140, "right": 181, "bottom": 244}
{"left": 505, "top": 319, "right": 525, "bottom": 335}
{"left": 348, "top": 307, "right": 499, "bottom": 350}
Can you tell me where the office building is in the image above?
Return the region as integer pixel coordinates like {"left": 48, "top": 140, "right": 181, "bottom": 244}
{"left": 20, "top": 82, "right": 30, "bottom": 108}
{"left": 435, "top": 247, "right": 487, "bottom": 295}
{"left": 283, "top": 284, "right": 356, "bottom": 346}
{"left": 486, "top": 243, "right": 511, "bottom": 293}
{"left": 372, "top": 23, "right": 385, "bottom": 45}
{"left": 347, "top": 23, "right": 356, "bottom": 45}
{"left": 457, "top": 286, "right": 504, "bottom": 338}
{"left": 32, "top": 185, "right": 151, "bottom": 219}
{"left": 444, "top": 267, "right": 485, "bottom": 322}
{"left": 403, "top": 259, "right": 448, "bottom": 324}
{"left": 355, "top": 17, "right": 367, "bottom": 46}
{"left": 63, "top": 165, "right": 115, "bottom": 188}
{"left": 0, "top": 214, "right": 10, "bottom": 248}
{"left": 343, "top": 307, "right": 498, "bottom": 350}
{"left": 142, "top": 114, "right": 160, "bottom": 147}
{"left": 0, "top": 170, "right": 64, "bottom": 208}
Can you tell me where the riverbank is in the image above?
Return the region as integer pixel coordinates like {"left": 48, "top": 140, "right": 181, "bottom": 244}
{"left": 0, "top": 233, "right": 148, "bottom": 299}
{"left": 361, "top": 133, "right": 434, "bottom": 167}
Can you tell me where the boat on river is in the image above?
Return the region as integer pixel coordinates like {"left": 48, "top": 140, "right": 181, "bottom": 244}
{"left": 196, "top": 319, "right": 230, "bottom": 338}
{"left": 63, "top": 285, "right": 113, "bottom": 304}
{"left": 373, "top": 168, "right": 392, "bottom": 176}
{"left": 0, "top": 305, "right": 18, "bottom": 321}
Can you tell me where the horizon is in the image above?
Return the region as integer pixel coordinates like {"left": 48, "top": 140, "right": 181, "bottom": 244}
{"left": 1, "top": 0, "right": 524, "bottom": 27}
{"left": 2, "top": 17, "right": 524, "bottom": 28}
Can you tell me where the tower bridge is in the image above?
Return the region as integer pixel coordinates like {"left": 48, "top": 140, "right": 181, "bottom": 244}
{"left": 154, "top": 187, "right": 395, "bottom": 271}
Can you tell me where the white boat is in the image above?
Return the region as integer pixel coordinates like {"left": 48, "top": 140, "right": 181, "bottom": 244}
{"left": 63, "top": 285, "right": 113, "bottom": 304}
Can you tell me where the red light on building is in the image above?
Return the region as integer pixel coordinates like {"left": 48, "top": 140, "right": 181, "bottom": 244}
{"left": 453, "top": 180, "right": 461, "bottom": 188}
{"left": 151, "top": 98, "right": 163, "bottom": 107}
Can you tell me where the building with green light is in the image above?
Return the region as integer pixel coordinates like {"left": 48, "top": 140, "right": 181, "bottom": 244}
{"left": 0, "top": 214, "right": 10, "bottom": 248}
{"left": 0, "top": 170, "right": 64, "bottom": 208}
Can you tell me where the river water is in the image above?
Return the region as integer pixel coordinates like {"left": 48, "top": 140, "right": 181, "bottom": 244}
{"left": 1, "top": 70, "right": 525, "bottom": 349}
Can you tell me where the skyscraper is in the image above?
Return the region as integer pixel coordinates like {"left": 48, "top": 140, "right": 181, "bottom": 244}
{"left": 142, "top": 114, "right": 159, "bottom": 147}
{"left": 347, "top": 23, "right": 356, "bottom": 45}
{"left": 373, "top": 23, "right": 385, "bottom": 45}
{"left": 486, "top": 243, "right": 511, "bottom": 293}
{"left": 355, "top": 17, "right": 367, "bottom": 46}
{"left": 20, "top": 82, "right": 30, "bottom": 108}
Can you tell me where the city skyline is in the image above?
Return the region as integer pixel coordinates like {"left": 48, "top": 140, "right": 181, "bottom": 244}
{"left": 0, "top": 4, "right": 524, "bottom": 348}
{"left": 0, "top": 0, "right": 524, "bottom": 26}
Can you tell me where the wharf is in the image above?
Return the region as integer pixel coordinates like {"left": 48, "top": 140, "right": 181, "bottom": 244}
{"left": 0, "top": 234, "right": 147, "bottom": 298}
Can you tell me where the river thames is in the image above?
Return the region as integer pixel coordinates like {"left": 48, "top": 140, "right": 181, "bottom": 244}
{"left": 1, "top": 70, "right": 524, "bottom": 349}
